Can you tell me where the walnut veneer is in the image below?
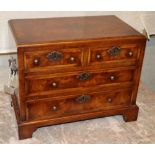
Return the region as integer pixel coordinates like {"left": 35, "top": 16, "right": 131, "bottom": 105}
{"left": 9, "top": 15, "right": 146, "bottom": 139}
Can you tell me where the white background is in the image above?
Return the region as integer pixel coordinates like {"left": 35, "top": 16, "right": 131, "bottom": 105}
{"left": 0, "top": 0, "right": 155, "bottom": 154}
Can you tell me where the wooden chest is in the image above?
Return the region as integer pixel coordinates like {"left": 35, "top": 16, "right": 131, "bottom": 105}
{"left": 9, "top": 15, "right": 146, "bottom": 140}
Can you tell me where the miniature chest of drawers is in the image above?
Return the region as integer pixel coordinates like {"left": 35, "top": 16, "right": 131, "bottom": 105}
{"left": 9, "top": 15, "right": 146, "bottom": 140}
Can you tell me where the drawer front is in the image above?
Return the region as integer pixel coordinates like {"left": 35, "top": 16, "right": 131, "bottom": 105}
{"left": 27, "top": 89, "right": 132, "bottom": 120}
{"left": 25, "top": 68, "right": 135, "bottom": 96}
{"left": 24, "top": 48, "right": 84, "bottom": 72}
{"left": 89, "top": 45, "right": 139, "bottom": 66}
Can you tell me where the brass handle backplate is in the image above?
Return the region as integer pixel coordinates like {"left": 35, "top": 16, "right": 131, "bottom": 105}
{"left": 46, "top": 51, "right": 63, "bottom": 61}
{"left": 108, "top": 46, "right": 121, "bottom": 56}
{"left": 76, "top": 95, "right": 91, "bottom": 103}
{"left": 76, "top": 72, "right": 91, "bottom": 81}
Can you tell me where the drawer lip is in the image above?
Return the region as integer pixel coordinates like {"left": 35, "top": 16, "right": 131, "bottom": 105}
{"left": 26, "top": 88, "right": 132, "bottom": 121}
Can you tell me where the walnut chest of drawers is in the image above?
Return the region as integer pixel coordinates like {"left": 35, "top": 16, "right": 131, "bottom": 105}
{"left": 9, "top": 15, "right": 146, "bottom": 140}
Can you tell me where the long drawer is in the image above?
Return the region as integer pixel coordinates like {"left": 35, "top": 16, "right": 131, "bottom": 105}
{"left": 26, "top": 88, "right": 132, "bottom": 120}
{"left": 25, "top": 67, "right": 135, "bottom": 97}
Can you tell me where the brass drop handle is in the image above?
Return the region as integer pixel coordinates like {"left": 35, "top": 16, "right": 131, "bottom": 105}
{"left": 46, "top": 51, "right": 63, "bottom": 61}
{"left": 76, "top": 95, "right": 91, "bottom": 103}
{"left": 108, "top": 46, "right": 121, "bottom": 56}
{"left": 33, "top": 58, "right": 40, "bottom": 65}
{"left": 128, "top": 51, "right": 133, "bottom": 57}
{"left": 76, "top": 72, "right": 91, "bottom": 81}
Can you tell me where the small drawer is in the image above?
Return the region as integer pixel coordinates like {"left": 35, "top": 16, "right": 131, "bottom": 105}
{"left": 25, "top": 67, "right": 135, "bottom": 96}
{"left": 24, "top": 48, "right": 84, "bottom": 72}
{"left": 26, "top": 89, "right": 132, "bottom": 120}
{"left": 89, "top": 45, "right": 139, "bottom": 67}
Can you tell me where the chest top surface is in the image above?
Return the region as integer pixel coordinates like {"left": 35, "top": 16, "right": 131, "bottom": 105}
{"left": 9, "top": 15, "right": 145, "bottom": 46}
